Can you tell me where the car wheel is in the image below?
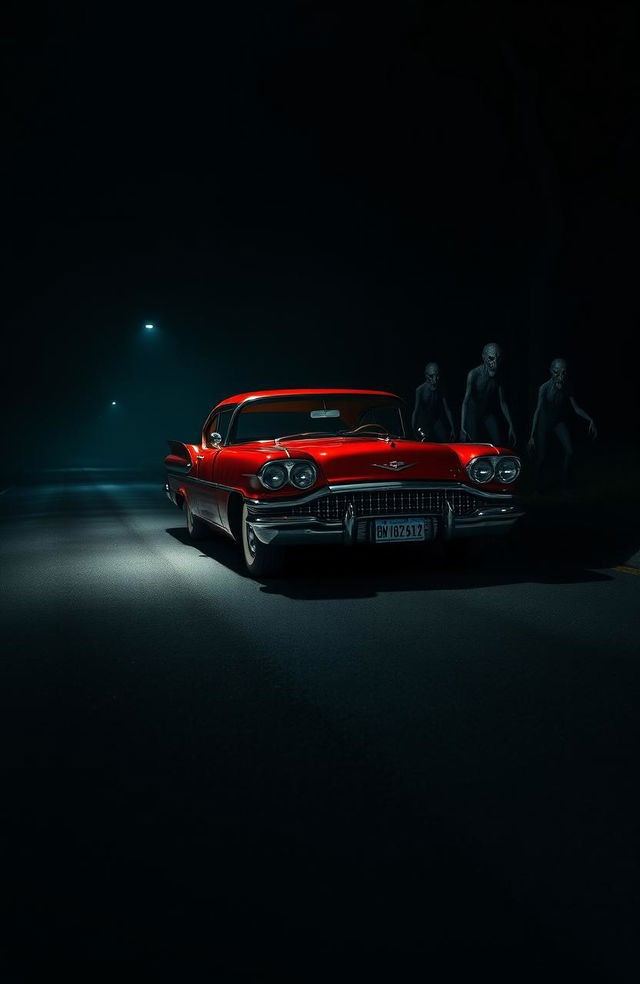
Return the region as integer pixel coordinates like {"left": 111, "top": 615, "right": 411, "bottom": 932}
{"left": 185, "top": 499, "right": 210, "bottom": 540}
{"left": 241, "top": 503, "right": 284, "bottom": 577}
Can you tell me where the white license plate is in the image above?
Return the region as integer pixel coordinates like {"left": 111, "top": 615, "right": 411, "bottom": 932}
{"left": 374, "top": 518, "right": 427, "bottom": 543}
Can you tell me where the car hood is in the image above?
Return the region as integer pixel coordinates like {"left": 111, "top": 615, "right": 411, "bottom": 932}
{"left": 276, "top": 436, "right": 467, "bottom": 483}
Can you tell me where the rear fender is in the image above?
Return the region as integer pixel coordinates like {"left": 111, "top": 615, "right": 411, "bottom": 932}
{"left": 165, "top": 440, "right": 199, "bottom": 474}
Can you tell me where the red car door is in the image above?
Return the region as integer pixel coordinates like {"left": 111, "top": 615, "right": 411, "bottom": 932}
{"left": 195, "top": 446, "right": 223, "bottom": 526}
{"left": 194, "top": 407, "right": 235, "bottom": 527}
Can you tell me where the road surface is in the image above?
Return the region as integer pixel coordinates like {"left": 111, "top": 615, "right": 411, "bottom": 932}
{"left": 1, "top": 471, "right": 638, "bottom": 979}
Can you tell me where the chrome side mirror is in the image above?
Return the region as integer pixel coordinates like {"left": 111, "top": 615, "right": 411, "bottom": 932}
{"left": 210, "top": 432, "right": 222, "bottom": 445}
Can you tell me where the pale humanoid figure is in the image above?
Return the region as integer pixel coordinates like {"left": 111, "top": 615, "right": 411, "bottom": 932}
{"left": 411, "top": 362, "right": 455, "bottom": 442}
{"left": 460, "top": 343, "right": 516, "bottom": 445}
{"left": 528, "top": 358, "right": 597, "bottom": 491}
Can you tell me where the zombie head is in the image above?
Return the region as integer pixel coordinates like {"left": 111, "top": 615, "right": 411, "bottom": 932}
{"left": 424, "top": 362, "right": 440, "bottom": 389}
{"left": 550, "top": 357, "right": 567, "bottom": 388}
{"left": 482, "top": 342, "right": 502, "bottom": 377}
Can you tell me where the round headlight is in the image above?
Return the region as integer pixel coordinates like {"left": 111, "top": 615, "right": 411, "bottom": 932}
{"left": 468, "top": 456, "right": 495, "bottom": 484}
{"left": 260, "top": 463, "right": 288, "bottom": 490}
{"left": 495, "top": 456, "right": 520, "bottom": 484}
{"left": 290, "top": 462, "right": 317, "bottom": 489}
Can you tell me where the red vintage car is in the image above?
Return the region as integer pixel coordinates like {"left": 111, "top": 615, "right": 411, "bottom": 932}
{"left": 164, "top": 388, "right": 523, "bottom": 576}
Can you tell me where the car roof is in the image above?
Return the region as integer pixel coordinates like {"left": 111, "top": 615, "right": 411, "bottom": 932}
{"left": 215, "top": 388, "right": 400, "bottom": 408}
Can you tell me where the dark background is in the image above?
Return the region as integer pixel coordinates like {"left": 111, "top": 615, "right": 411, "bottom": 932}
{"left": 3, "top": 2, "right": 639, "bottom": 466}
{"left": 3, "top": 6, "right": 640, "bottom": 979}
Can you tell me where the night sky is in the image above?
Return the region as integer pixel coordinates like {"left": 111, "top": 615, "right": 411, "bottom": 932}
{"left": 4, "top": 3, "right": 639, "bottom": 469}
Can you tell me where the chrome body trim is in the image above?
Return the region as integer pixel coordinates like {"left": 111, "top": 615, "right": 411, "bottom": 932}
{"left": 250, "top": 525, "right": 345, "bottom": 546}
{"left": 166, "top": 473, "right": 234, "bottom": 493}
{"left": 343, "top": 501, "right": 356, "bottom": 546}
{"left": 371, "top": 461, "right": 416, "bottom": 472}
{"left": 165, "top": 461, "right": 192, "bottom": 475}
{"left": 443, "top": 500, "right": 454, "bottom": 540}
{"left": 244, "top": 495, "right": 524, "bottom": 547}
{"left": 328, "top": 480, "right": 511, "bottom": 497}
{"left": 245, "top": 481, "right": 513, "bottom": 511}
{"left": 450, "top": 506, "right": 525, "bottom": 538}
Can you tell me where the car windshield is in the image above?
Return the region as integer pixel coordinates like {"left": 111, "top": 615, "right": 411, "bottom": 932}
{"left": 228, "top": 395, "right": 406, "bottom": 444}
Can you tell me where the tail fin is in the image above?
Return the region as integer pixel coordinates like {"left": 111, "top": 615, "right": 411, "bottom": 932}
{"left": 165, "top": 440, "right": 196, "bottom": 473}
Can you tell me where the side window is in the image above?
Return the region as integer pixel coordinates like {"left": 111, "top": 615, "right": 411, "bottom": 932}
{"left": 206, "top": 414, "right": 221, "bottom": 448}
{"left": 217, "top": 409, "right": 233, "bottom": 444}
{"left": 206, "top": 409, "right": 234, "bottom": 447}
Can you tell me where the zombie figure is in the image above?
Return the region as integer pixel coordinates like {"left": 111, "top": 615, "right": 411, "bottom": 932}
{"left": 412, "top": 362, "right": 455, "bottom": 442}
{"left": 460, "top": 342, "right": 516, "bottom": 445}
{"left": 528, "top": 357, "right": 597, "bottom": 491}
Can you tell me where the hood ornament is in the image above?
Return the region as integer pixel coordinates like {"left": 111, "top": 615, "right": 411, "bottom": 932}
{"left": 372, "top": 461, "right": 416, "bottom": 472}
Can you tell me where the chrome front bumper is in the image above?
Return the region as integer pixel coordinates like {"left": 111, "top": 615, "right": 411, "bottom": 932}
{"left": 245, "top": 483, "right": 524, "bottom": 547}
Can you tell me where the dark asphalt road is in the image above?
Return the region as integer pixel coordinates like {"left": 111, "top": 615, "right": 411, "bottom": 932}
{"left": 1, "top": 471, "right": 638, "bottom": 979}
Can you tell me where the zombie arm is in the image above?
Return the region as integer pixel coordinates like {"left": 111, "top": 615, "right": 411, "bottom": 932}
{"left": 528, "top": 385, "right": 545, "bottom": 452}
{"left": 498, "top": 385, "right": 516, "bottom": 445}
{"left": 442, "top": 396, "right": 456, "bottom": 441}
{"left": 460, "top": 371, "right": 474, "bottom": 440}
{"left": 569, "top": 396, "right": 597, "bottom": 438}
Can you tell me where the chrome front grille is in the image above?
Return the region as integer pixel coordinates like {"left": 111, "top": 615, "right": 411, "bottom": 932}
{"left": 287, "top": 488, "right": 478, "bottom": 520}
{"left": 445, "top": 490, "right": 478, "bottom": 516}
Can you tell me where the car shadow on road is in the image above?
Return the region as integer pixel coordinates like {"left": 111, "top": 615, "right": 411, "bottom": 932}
{"left": 261, "top": 541, "right": 614, "bottom": 600}
{"left": 167, "top": 526, "right": 249, "bottom": 577}
{"left": 166, "top": 500, "right": 639, "bottom": 600}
